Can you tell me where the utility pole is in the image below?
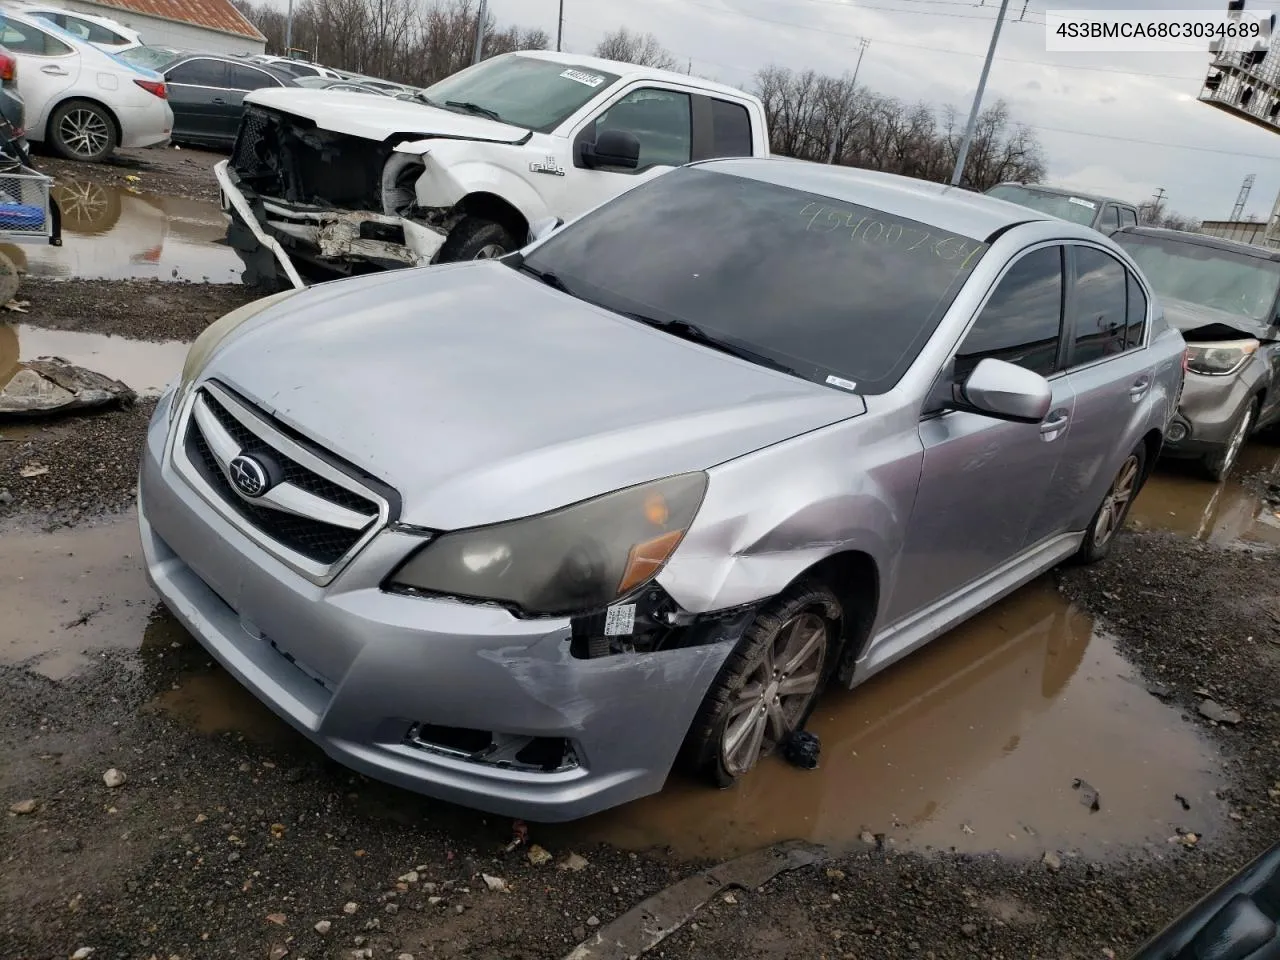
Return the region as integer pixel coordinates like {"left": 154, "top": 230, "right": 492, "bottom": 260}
{"left": 556, "top": 0, "right": 564, "bottom": 52}
{"left": 472, "top": 0, "right": 487, "bottom": 65}
{"left": 949, "top": 0, "right": 1011, "bottom": 187}
{"left": 284, "top": 0, "right": 293, "bottom": 53}
{"left": 827, "top": 37, "right": 870, "bottom": 164}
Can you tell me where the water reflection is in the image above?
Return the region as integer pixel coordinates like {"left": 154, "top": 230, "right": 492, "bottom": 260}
{"left": 0, "top": 322, "right": 187, "bottom": 397}
{"left": 0, "top": 180, "right": 241, "bottom": 283}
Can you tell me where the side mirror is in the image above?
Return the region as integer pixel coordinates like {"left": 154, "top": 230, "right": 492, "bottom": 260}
{"left": 527, "top": 216, "right": 563, "bottom": 244}
{"left": 581, "top": 129, "right": 640, "bottom": 170}
{"left": 947, "top": 358, "right": 1052, "bottom": 424}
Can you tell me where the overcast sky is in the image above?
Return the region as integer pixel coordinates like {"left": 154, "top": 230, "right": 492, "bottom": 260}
{"left": 459, "top": 0, "right": 1274, "bottom": 220}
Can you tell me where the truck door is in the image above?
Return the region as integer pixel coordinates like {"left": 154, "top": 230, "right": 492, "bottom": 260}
{"left": 555, "top": 85, "right": 694, "bottom": 220}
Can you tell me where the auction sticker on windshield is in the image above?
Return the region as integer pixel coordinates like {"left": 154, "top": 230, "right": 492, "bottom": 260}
{"left": 561, "top": 69, "right": 606, "bottom": 87}
{"left": 1068, "top": 197, "right": 1097, "bottom": 208}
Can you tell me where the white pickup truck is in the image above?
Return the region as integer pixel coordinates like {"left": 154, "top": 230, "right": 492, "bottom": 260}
{"left": 214, "top": 50, "right": 771, "bottom": 288}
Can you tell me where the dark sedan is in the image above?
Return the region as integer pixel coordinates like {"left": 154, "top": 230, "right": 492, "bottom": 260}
{"left": 119, "top": 48, "right": 298, "bottom": 149}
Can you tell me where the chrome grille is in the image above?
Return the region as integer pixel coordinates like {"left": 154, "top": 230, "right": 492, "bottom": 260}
{"left": 172, "top": 380, "right": 389, "bottom": 583}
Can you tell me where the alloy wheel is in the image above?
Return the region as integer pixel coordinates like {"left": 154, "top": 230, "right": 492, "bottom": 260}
{"left": 473, "top": 243, "right": 506, "bottom": 259}
{"left": 720, "top": 611, "right": 828, "bottom": 778}
{"left": 1093, "top": 453, "right": 1140, "bottom": 549}
{"left": 58, "top": 108, "right": 110, "bottom": 160}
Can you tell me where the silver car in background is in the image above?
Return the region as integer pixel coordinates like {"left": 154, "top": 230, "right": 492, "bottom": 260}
{"left": 1113, "top": 226, "right": 1280, "bottom": 481}
{"left": 137, "top": 159, "right": 1186, "bottom": 821}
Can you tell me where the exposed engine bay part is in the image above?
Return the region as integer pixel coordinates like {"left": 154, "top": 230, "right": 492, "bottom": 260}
{"left": 1182, "top": 322, "right": 1272, "bottom": 344}
{"left": 381, "top": 152, "right": 426, "bottom": 218}
{"left": 569, "top": 586, "right": 760, "bottom": 660}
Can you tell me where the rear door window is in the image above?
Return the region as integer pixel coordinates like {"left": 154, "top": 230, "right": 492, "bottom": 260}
{"left": 168, "top": 58, "right": 228, "bottom": 87}
{"left": 1069, "top": 246, "right": 1129, "bottom": 365}
{"left": 1125, "top": 272, "right": 1147, "bottom": 348}
{"left": 2, "top": 21, "right": 72, "bottom": 56}
{"left": 954, "top": 246, "right": 1065, "bottom": 379}
{"left": 708, "top": 98, "right": 753, "bottom": 158}
{"left": 228, "top": 64, "right": 279, "bottom": 90}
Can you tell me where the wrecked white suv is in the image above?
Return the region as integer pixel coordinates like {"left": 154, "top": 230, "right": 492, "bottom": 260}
{"left": 214, "top": 50, "right": 770, "bottom": 288}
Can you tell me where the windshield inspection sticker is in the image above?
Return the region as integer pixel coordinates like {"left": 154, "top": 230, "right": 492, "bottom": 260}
{"left": 560, "top": 68, "right": 606, "bottom": 87}
{"left": 1068, "top": 197, "right": 1097, "bottom": 208}
{"left": 604, "top": 603, "right": 636, "bottom": 636}
{"left": 825, "top": 375, "right": 858, "bottom": 391}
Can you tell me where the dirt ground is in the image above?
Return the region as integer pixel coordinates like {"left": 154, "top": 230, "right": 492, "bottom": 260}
{"left": 5, "top": 151, "right": 1280, "bottom": 960}
{"left": 33, "top": 143, "right": 228, "bottom": 204}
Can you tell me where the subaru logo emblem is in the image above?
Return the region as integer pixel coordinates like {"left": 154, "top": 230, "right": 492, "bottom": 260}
{"left": 228, "top": 454, "right": 270, "bottom": 498}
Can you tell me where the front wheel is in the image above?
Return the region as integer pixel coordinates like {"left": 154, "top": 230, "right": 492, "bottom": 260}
{"left": 437, "top": 216, "right": 518, "bottom": 263}
{"left": 680, "top": 581, "right": 842, "bottom": 788}
{"left": 1071, "top": 443, "right": 1147, "bottom": 565}
{"left": 1202, "top": 399, "right": 1257, "bottom": 483}
{"left": 48, "top": 100, "right": 117, "bottom": 163}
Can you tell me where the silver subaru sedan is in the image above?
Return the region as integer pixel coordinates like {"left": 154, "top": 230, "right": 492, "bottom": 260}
{"left": 137, "top": 158, "right": 1186, "bottom": 821}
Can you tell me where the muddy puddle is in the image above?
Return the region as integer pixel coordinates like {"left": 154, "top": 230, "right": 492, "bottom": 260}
{"left": 0, "top": 513, "right": 1226, "bottom": 863}
{"left": 1129, "top": 445, "right": 1280, "bottom": 548}
{"left": 552, "top": 580, "right": 1224, "bottom": 860}
{"left": 0, "top": 180, "right": 241, "bottom": 283}
{"left": 0, "top": 322, "right": 186, "bottom": 397}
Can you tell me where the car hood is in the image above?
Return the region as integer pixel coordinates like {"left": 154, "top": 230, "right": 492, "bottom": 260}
{"left": 242, "top": 88, "right": 530, "bottom": 143}
{"left": 206, "top": 264, "right": 865, "bottom": 529}
{"left": 1159, "top": 296, "right": 1272, "bottom": 340}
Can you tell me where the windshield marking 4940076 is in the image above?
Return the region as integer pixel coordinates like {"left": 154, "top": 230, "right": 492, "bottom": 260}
{"left": 798, "top": 202, "right": 987, "bottom": 269}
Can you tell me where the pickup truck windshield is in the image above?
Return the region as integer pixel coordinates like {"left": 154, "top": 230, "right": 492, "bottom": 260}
{"left": 986, "top": 184, "right": 1098, "bottom": 226}
{"left": 518, "top": 166, "right": 990, "bottom": 394}
{"left": 1113, "top": 232, "right": 1280, "bottom": 323}
{"left": 419, "top": 55, "right": 620, "bottom": 132}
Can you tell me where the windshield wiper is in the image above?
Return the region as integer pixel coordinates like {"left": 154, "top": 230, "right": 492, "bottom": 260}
{"left": 517, "top": 261, "right": 574, "bottom": 295}
{"left": 445, "top": 100, "right": 503, "bottom": 122}
{"left": 622, "top": 313, "right": 801, "bottom": 377}
{"left": 413, "top": 92, "right": 441, "bottom": 107}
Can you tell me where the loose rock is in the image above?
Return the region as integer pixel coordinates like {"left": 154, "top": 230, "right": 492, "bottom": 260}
{"left": 9, "top": 798, "right": 37, "bottom": 815}
{"left": 398, "top": 870, "right": 419, "bottom": 883}
{"left": 587, "top": 915, "right": 600, "bottom": 927}
{"left": 71, "top": 949, "right": 94, "bottom": 960}
{"left": 314, "top": 920, "right": 331, "bottom": 935}
{"left": 1042, "top": 851, "right": 1062, "bottom": 872}
{"left": 527, "top": 844, "right": 552, "bottom": 866}
{"left": 481, "top": 873, "right": 508, "bottom": 893}
{"left": 1199, "top": 699, "right": 1243, "bottom": 725}
{"left": 559, "top": 853, "right": 589, "bottom": 872}
{"left": 343, "top": 902, "right": 358, "bottom": 915}
{"left": 101, "top": 768, "right": 126, "bottom": 789}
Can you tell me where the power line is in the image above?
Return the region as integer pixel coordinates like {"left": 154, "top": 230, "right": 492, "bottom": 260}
{"left": 1027, "top": 122, "right": 1280, "bottom": 159}
{"left": 792, "top": 0, "right": 1046, "bottom": 26}
{"left": 676, "top": 0, "right": 1208, "bottom": 81}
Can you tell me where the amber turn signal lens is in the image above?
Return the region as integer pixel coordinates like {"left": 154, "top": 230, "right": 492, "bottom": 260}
{"left": 617, "top": 530, "right": 684, "bottom": 595}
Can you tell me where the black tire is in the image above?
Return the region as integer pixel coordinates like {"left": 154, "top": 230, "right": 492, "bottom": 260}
{"left": 1202, "top": 399, "right": 1257, "bottom": 483}
{"left": 1071, "top": 442, "right": 1147, "bottom": 565}
{"left": 436, "top": 216, "right": 518, "bottom": 263}
{"left": 680, "top": 580, "right": 843, "bottom": 788}
{"left": 48, "top": 100, "right": 117, "bottom": 163}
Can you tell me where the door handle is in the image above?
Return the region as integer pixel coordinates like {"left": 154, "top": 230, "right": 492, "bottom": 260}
{"left": 211, "top": 97, "right": 226, "bottom": 104}
{"left": 1039, "top": 409, "right": 1070, "bottom": 440}
{"left": 41, "top": 65, "right": 68, "bottom": 75}
{"left": 1129, "top": 377, "right": 1151, "bottom": 401}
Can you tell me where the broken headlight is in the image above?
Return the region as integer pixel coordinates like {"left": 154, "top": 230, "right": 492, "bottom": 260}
{"left": 1185, "top": 339, "right": 1258, "bottom": 377}
{"left": 386, "top": 473, "right": 708, "bottom": 617}
{"left": 168, "top": 288, "right": 303, "bottom": 423}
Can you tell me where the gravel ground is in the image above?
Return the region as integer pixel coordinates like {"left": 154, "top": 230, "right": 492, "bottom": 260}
{"left": 32, "top": 143, "right": 227, "bottom": 203}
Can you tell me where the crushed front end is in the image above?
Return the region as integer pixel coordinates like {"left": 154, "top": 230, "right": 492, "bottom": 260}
{"left": 219, "top": 106, "right": 451, "bottom": 288}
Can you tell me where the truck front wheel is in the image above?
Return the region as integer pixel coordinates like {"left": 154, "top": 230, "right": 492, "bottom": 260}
{"left": 438, "top": 216, "right": 518, "bottom": 262}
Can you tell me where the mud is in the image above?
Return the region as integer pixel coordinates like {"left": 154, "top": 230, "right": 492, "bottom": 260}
{"left": 34, "top": 143, "right": 226, "bottom": 204}
{"left": 2, "top": 322, "right": 187, "bottom": 397}
{"left": 0, "top": 179, "right": 241, "bottom": 284}
{"left": 556, "top": 579, "right": 1224, "bottom": 860}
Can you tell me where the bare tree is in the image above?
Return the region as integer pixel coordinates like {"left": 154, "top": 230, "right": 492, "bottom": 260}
{"left": 1139, "top": 201, "right": 1201, "bottom": 232}
{"left": 231, "top": 0, "right": 547, "bottom": 86}
{"left": 593, "top": 27, "right": 678, "bottom": 70}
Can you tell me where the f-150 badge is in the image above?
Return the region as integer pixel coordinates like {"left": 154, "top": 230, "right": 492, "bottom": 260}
{"left": 530, "top": 156, "right": 566, "bottom": 176}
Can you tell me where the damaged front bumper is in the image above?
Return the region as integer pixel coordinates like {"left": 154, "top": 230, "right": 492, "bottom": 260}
{"left": 215, "top": 160, "right": 446, "bottom": 289}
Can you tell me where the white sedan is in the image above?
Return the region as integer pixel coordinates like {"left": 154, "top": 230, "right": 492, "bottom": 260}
{"left": 1, "top": 7, "right": 170, "bottom": 161}
{"left": 10, "top": 2, "right": 142, "bottom": 53}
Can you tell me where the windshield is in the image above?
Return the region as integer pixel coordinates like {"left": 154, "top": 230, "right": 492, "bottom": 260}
{"left": 420, "top": 54, "right": 620, "bottom": 131}
{"left": 986, "top": 184, "right": 1098, "bottom": 226}
{"left": 1114, "top": 233, "right": 1280, "bottom": 322}
{"left": 118, "top": 44, "right": 180, "bottom": 70}
{"left": 518, "top": 166, "right": 990, "bottom": 394}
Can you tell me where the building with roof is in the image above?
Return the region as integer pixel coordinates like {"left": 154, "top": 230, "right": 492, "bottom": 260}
{"left": 57, "top": 0, "right": 265, "bottom": 55}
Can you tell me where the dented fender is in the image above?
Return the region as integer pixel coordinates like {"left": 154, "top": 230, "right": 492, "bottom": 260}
{"left": 393, "top": 139, "right": 551, "bottom": 225}
{"left": 657, "top": 411, "right": 916, "bottom": 621}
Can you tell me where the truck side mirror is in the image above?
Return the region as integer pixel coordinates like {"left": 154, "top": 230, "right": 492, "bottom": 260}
{"left": 528, "top": 217, "right": 563, "bottom": 243}
{"left": 581, "top": 129, "right": 640, "bottom": 170}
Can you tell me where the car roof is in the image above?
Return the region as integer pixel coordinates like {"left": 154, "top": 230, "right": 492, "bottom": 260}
{"left": 167, "top": 51, "right": 296, "bottom": 81}
{"left": 691, "top": 157, "right": 1072, "bottom": 241}
{"left": 1113, "top": 224, "right": 1280, "bottom": 261}
{"left": 513, "top": 49, "right": 763, "bottom": 103}
{"left": 990, "top": 181, "right": 1136, "bottom": 208}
